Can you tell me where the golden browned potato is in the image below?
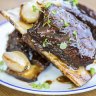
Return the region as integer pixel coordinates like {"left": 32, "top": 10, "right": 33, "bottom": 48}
{"left": 3, "top": 51, "right": 31, "bottom": 72}
{"left": 20, "top": 1, "right": 41, "bottom": 24}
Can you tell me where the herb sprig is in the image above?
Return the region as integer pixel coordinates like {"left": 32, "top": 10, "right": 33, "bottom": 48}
{"left": 0, "top": 61, "right": 4, "bottom": 65}
{"left": 32, "top": 5, "right": 38, "bottom": 12}
{"left": 43, "top": 15, "right": 51, "bottom": 27}
{"left": 0, "top": 61, "right": 6, "bottom": 72}
{"left": 73, "top": 30, "right": 77, "bottom": 38}
{"left": 64, "top": 22, "right": 70, "bottom": 27}
{"left": 52, "top": 10, "right": 57, "bottom": 15}
{"left": 43, "top": 38, "right": 51, "bottom": 47}
{"left": 59, "top": 42, "right": 68, "bottom": 50}
{"left": 90, "top": 68, "right": 96, "bottom": 76}
{"left": 32, "top": 5, "right": 44, "bottom": 13}
{"left": 45, "top": 2, "right": 52, "bottom": 9}
{"left": 73, "top": 0, "right": 78, "bottom": 5}
{"left": 67, "top": 0, "right": 78, "bottom": 5}
{"left": 30, "top": 82, "right": 50, "bottom": 89}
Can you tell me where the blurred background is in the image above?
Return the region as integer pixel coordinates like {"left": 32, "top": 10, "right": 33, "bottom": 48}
{"left": 0, "top": 0, "right": 96, "bottom": 21}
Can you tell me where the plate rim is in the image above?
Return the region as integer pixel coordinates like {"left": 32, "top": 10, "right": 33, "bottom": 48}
{"left": 0, "top": 21, "right": 96, "bottom": 95}
{"left": 0, "top": 79, "right": 96, "bottom": 95}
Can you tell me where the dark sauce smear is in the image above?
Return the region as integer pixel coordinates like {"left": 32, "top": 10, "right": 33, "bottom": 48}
{"left": 56, "top": 76, "right": 71, "bottom": 83}
{"left": 57, "top": 76, "right": 77, "bottom": 89}
{"left": 45, "top": 80, "right": 52, "bottom": 85}
{"left": 69, "top": 85, "right": 77, "bottom": 89}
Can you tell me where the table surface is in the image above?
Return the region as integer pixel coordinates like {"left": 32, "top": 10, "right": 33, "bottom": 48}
{"left": 0, "top": 0, "right": 96, "bottom": 96}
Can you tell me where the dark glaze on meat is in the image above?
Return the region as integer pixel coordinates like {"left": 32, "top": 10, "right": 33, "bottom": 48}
{"left": 56, "top": 75, "right": 71, "bottom": 83}
{"left": 25, "top": 5, "right": 96, "bottom": 69}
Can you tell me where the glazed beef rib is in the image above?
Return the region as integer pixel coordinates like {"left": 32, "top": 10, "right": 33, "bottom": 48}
{"left": 27, "top": 5, "right": 96, "bottom": 68}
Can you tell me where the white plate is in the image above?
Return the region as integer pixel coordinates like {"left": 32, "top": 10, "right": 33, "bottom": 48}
{"left": 0, "top": 21, "right": 96, "bottom": 95}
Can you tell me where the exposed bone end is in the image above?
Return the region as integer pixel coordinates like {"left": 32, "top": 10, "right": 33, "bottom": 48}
{"left": 65, "top": 67, "right": 91, "bottom": 86}
{"left": 42, "top": 51, "right": 91, "bottom": 86}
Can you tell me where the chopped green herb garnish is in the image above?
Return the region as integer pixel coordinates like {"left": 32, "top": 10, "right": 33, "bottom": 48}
{"left": 32, "top": 5, "right": 44, "bottom": 13}
{"left": 90, "top": 68, "right": 96, "bottom": 75}
{"left": 68, "top": 38, "right": 71, "bottom": 43}
{"left": 47, "top": 19, "right": 51, "bottom": 24}
{"left": 52, "top": 10, "right": 57, "bottom": 15}
{"left": 67, "top": 0, "right": 78, "bottom": 5}
{"left": 73, "top": 30, "right": 77, "bottom": 37}
{"left": 0, "top": 61, "right": 6, "bottom": 72}
{"left": 43, "top": 38, "right": 48, "bottom": 47}
{"left": 60, "top": 19, "right": 64, "bottom": 23}
{"left": 0, "top": 61, "right": 4, "bottom": 65}
{"left": 64, "top": 22, "right": 70, "bottom": 27}
{"left": 30, "top": 82, "right": 50, "bottom": 89}
{"left": 32, "top": 5, "right": 38, "bottom": 12}
{"left": 43, "top": 38, "right": 51, "bottom": 47}
{"left": 73, "top": 0, "right": 78, "bottom": 5}
{"left": 60, "top": 42, "right": 67, "bottom": 49}
{"left": 42, "top": 83, "right": 50, "bottom": 89}
{"left": 43, "top": 19, "right": 51, "bottom": 27}
{"left": 45, "top": 2, "right": 52, "bottom": 9}
{"left": 31, "top": 83, "right": 42, "bottom": 89}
